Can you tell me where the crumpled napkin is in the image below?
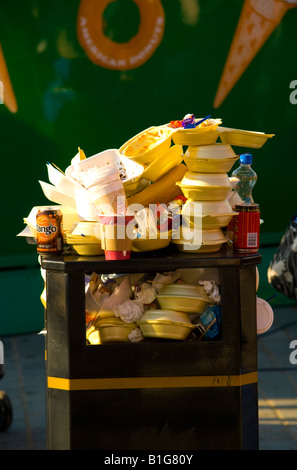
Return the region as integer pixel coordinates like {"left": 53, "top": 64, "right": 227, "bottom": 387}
{"left": 128, "top": 328, "right": 144, "bottom": 343}
{"left": 134, "top": 282, "right": 157, "bottom": 304}
{"left": 199, "top": 280, "right": 220, "bottom": 303}
{"left": 113, "top": 300, "right": 145, "bottom": 323}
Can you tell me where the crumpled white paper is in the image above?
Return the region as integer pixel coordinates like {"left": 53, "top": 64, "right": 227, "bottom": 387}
{"left": 113, "top": 300, "right": 145, "bottom": 323}
{"left": 134, "top": 282, "right": 157, "bottom": 304}
{"left": 128, "top": 328, "right": 144, "bottom": 343}
{"left": 199, "top": 280, "right": 220, "bottom": 303}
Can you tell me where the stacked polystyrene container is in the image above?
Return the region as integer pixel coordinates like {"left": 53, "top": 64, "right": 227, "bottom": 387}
{"left": 173, "top": 143, "right": 239, "bottom": 253}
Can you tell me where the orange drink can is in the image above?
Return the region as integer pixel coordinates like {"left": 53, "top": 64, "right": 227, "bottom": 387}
{"left": 36, "top": 207, "right": 63, "bottom": 254}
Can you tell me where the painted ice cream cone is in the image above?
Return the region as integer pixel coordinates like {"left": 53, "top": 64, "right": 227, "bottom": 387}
{"left": 214, "top": 0, "right": 297, "bottom": 108}
{"left": 0, "top": 43, "right": 17, "bottom": 113}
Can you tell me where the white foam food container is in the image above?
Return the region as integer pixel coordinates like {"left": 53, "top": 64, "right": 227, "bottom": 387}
{"left": 65, "top": 149, "right": 144, "bottom": 187}
{"left": 38, "top": 181, "right": 77, "bottom": 209}
{"left": 47, "top": 163, "right": 83, "bottom": 197}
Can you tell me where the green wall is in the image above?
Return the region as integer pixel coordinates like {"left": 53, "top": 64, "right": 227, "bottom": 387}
{"left": 1, "top": 0, "right": 297, "bottom": 334}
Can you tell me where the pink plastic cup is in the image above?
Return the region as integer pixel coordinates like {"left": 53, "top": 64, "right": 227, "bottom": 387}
{"left": 99, "top": 214, "right": 134, "bottom": 260}
{"left": 104, "top": 250, "right": 131, "bottom": 260}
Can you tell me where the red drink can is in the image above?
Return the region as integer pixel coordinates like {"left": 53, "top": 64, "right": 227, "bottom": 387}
{"left": 233, "top": 203, "right": 260, "bottom": 252}
{"left": 36, "top": 207, "right": 63, "bottom": 254}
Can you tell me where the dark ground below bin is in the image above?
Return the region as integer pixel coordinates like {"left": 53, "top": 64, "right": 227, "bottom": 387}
{"left": 1, "top": 304, "right": 297, "bottom": 451}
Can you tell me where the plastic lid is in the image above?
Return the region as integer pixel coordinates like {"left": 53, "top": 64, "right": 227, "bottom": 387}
{"left": 256, "top": 297, "right": 274, "bottom": 334}
{"left": 240, "top": 153, "right": 253, "bottom": 164}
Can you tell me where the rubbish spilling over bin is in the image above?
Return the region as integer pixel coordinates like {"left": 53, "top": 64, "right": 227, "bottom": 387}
{"left": 18, "top": 112, "right": 275, "bottom": 340}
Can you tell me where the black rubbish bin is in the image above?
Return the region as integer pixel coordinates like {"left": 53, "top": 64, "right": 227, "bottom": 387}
{"left": 41, "top": 244, "right": 261, "bottom": 450}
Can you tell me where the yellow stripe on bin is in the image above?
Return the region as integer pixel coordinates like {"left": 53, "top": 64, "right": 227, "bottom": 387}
{"left": 47, "top": 372, "right": 257, "bottom": 391}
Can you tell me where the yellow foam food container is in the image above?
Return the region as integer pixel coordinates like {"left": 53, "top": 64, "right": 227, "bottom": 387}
{"left": 132, "top": 230, "right": 172, "bottom": 252}
{"left": 69, "top": 220, "right": 99, "bottom": 236}
{"left": 65, "top": 234, "right": 99, "bottom": 243}
{"left": 157, "top": 284, "right": 211, "bottom": 314}
{"left": 184, "top": 144, "right": 238, "bottom": 173}
{"left": 171, "top": 119, "right": 222, "bottom": 146}
{"left": 184, "top": 155, "right": 238, "bottom": 174}
{"left": 137, "top": 319, "right": 195, "bottom": 340}
{"left": 182, "top": 199, "right": 238, "bottom": 229}
{"left": 142, "top": 144, "right": 184, "bottom": 182}
{"left": 119, "top": 126, "right": 174, "bottom": 165}
{"left": 172, "top": 129, "right": 221, "bottom": 146}
{"left": 176, "top": 172, "right": 231, "bottom": 201}
{"left": 96, "top": 317, "right": 137, "bottom": 343}
{"left": 172, "top": 227, "right": 228, "bottom": 253}
{"left": 180, "top": 172, "right": 231, "bottom": 188}
{"left": 86, "top": 325, "right": 101, "bottom": 345}
{"left": 158, "top": 283, "right": 210, "bottom": 299}
{"left": 156, "top": 296, "right": 211, "bottom": 315}
{"left": 65, "top": 226, "right": 103, "bottom": 255}
{"left": 186, "top": 143, "right": 237, "bottom": 160}
{"left": 140, "top": 309, "right": 192, "bottom": 324}
{"left": 70, "top": 243, "right": 104, "bottom": 256}
{"left": 219, "top": 127, "right": 275, "bottom": 148}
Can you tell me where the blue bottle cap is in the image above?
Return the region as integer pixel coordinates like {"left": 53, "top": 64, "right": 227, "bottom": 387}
{"left": 240, "top": 153, "right": 253, "bottom": 164}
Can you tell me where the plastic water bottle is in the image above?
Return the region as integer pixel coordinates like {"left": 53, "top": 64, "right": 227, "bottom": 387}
{"left": 231, "top": 153, "right": 257, "bottom": 204}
